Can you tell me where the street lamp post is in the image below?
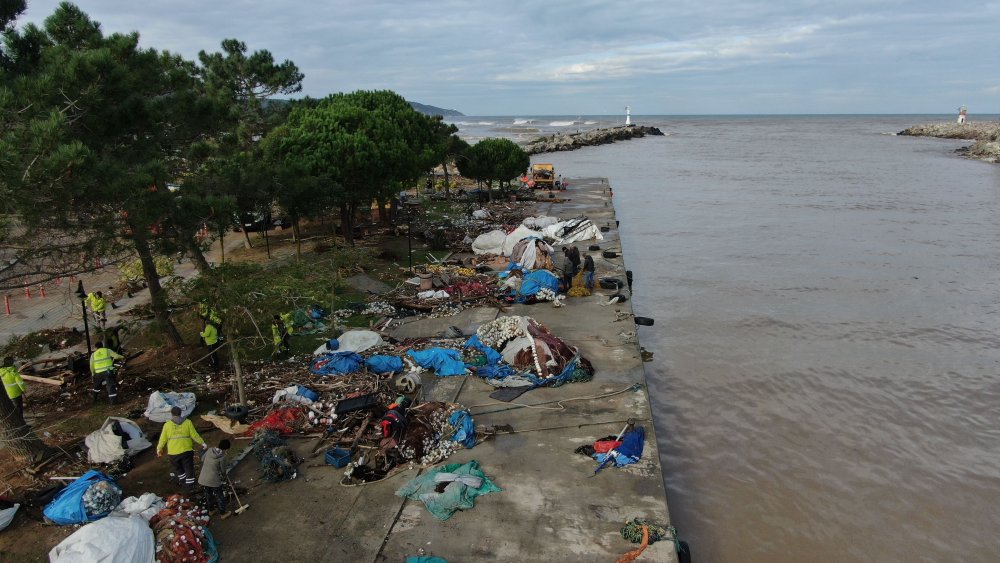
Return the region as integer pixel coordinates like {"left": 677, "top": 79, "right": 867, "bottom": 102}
{"left": 75, "top": 281, "right": 92, "bottom": 356}
{"left": 406, "top": 205, "right": 413, "bottom": 273}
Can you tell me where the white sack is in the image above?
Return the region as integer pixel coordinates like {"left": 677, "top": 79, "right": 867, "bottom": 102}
{"left": 502, "top": 226, "right": 544, "bottom": 256}
{"left": 336, "top": 330, "right": 384, "bottom": 354}
{"left": 85, "top": 417, "right": 152, "bottom": 463}
{"left": 114, "top": 493, "right": 163, "bottom": 522}
{"left": 472, "top": 230, "right": 506, "bottom": 255}
{"left": 0, "top": 504, "right": 18, "bottom": 532}
{"left": 417, "top": 290, "right": 450, "bottom": 300}
{"left": 522, "top": 216, "right": 559, "bottom": 229}
{"left": 49, "top": 515, "right": 155, "bottom": 563}
{"left": 472, "top": 209, "right": 490, "bottom": 219}
{"left": 143, "top": 392, "right": 196, "bottom": 423}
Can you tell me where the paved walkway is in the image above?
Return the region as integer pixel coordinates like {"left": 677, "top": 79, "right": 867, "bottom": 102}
{"left": 0, "top": 236, "right": 249, "bottom": 350}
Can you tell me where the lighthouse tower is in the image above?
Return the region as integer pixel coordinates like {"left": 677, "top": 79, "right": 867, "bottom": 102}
{"left": 625, "top": 106, "right": 632, "bottom": 126}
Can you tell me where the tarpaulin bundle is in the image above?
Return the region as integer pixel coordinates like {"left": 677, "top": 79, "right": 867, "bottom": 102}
{"left": 594, "top": 426, "right": 646, "bottom": 472}
{"left": 514, "top": 269, "right": 560, "bottom": 302}
{"left": 44, "top": 470, "right": 121, "bottom": 525}
{"left": 448, "top": 410, "right": 476, "bottom": 448}
{"left": 509, "top": 237, "right": 554, "bottom": 270}
{"left": 464, "top": 334, "right": 502, "bottom": 365}
{"left": 407, "top": 348, "right": 468, "bottom": 376}
{"left": 244, "top": 407, "right": 306, "bottom": 436}
{"left": 395, "top": 460, "right": 501, "bottom": 521}
{"left": 310, "top": 351, "right": 365, "bottom": 375}
{"left": 49, "top": 514, "right": 155, "bottom": 563}
{"left": 150, "top": 494, "right": 217, "bottom": 563}
{"left": 366, "top": 355, "right": 404, "bottom": 374}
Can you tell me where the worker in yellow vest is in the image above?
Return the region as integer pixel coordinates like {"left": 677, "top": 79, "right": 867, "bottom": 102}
{"left": 157, "top": 406, "right": 207, "bottom": 490}
{"left": 86, "top": 291, "right": 108, "bottom": 327}
{"left": 90, "top": 340, "right": 123, "bottom": 404}
{"left": 1, "top": 356, "right": 26, "bottom": 419}
{"left": 271, "top": 314, "right": 290, "bottom": 356}
{"left": 199, "top": 320, "right": 220, "bottom": 372}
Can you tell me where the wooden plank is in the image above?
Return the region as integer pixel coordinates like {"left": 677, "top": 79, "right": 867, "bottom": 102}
{"left": 21, "top": 374, "right": 66, "bottom": 386}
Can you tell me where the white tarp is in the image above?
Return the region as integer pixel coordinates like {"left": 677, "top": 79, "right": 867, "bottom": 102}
{"left": 542, "top": 218, "right": 604, "bottom": 245}
{"left": 472, "top": 209, "right": 491, "bottom": 219}
{"left": 143, "top": 392, "right": 196, "bottom": 423}
{"left": 49, "top": 515, "right": 155, "bottom": 563}
{"left": 336, "top": 330, "right": 384, "bottom": 354}
{"left": 85, "top": 417, "right": 152, "bottom": 464}
{"left": 522, "top": 216, "right": 559, "bottom": 230}
{"left": 502, "top": 226, "right": 544, "bottom": 256}
{"left": 472, "top": 230, "right": 506, "bottom": 255}
{"left": 114, "top": 493, "right": 163, "bottom": 522}
{"left": 509, "top": 237, "right": 554, "bottom": 271}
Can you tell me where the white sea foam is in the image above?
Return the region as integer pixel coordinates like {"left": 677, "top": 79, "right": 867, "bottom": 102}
{"left": 512, "top": 118, "right": 534, "bottom": 125}
{"left": 584, "top": 121, "right": 597, "bottom": 125}
{"left": 549, "top": 121, "right": 575, "bottom": 126}
{"left": 477, "top": 121, "right": 496, "bottom": 126}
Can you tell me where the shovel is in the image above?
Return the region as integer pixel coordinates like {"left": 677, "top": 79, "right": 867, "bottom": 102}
{"left": 220, "top": 474, "right": 249, "bottom": 519}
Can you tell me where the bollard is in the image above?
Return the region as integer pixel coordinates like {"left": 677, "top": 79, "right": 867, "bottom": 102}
{"left": 25, "top": 287, "right": 31, "bottom": 299}
{"left": 4, "top": 295, "right": 9, "bottom": 316}
{"left": 39, "top": 285, "right": 46, "bottom": 298}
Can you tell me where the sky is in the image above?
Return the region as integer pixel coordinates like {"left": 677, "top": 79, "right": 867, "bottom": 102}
{"left": 16, "top": 0, "right": 1000, "bottom": 116}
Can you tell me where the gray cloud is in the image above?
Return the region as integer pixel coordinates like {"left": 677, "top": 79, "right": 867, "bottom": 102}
{"left": 18, "top": 0, "right": 1000, "bottom": 114}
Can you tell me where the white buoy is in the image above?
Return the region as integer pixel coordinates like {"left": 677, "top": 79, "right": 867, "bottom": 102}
{"left": 625, "top": 105, "right": 632, "bottom": 126}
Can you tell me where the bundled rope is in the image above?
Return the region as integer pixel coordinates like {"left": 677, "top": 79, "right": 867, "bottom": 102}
{"left": 616, "top": 525, "right": 648, "bottom": 563}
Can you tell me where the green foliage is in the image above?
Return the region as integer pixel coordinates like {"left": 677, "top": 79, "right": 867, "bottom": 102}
{"left": 457, "top": 138, "right": 529, "bottom": 189}
{"left": 119, "top": 256, "right": 175, "bottom": 283}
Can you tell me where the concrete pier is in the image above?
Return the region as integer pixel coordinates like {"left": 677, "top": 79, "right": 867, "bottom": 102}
{"left": 210, "top": 178, "right": 674, "bottom": 562}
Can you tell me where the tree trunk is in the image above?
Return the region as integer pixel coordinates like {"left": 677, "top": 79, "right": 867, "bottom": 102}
{"left": 184, "top": 234, "right": 211, "bottom": 273}
{"left": 377, "top": 198, "right": 389, "bottom": 225}
{"left": 219, "top": 226, "right": 225, "bottom": 265}
{"left": 242, "top": 227, "right": 253, "bottom": 249}
{"left": 291, "top": 215, "right": 302, "bottom": 260}
{"left": 442, "top": 160, "right": 451, "bottom": 200}
{"left": 340, "top": 205, "right": 355, "bottom": 246}
{"left": 0, "top": 391, "right": 54, "bottom": 463}
{"left": 133, "top": 233, "right": 183, "bottom": 346}
{"left": 224, "top": 325, "right": 246, "bottom": 406}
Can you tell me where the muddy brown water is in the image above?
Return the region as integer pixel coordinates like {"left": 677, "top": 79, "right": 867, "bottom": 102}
{"left": 533, "top": 116, "right": 1000, "bottom": 562}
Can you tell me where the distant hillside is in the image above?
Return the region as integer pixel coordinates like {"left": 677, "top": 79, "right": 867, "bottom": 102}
{"left": 409, "top": 101, "right": 464, "bottom": 117}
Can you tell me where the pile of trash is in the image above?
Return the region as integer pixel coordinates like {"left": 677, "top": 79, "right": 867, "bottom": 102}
{"left": 149, "top": 494, "right": 217, "bottom": 562}
{"left": 468, "top": 315, "right": 593, "bottom": 383}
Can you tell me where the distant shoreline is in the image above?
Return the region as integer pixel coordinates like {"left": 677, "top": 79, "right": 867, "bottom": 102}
{"left": 898, "top": 121, "right": 1000, "bottom": 164}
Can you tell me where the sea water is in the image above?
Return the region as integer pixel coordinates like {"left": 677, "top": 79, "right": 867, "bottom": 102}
{"left": 457, "top": 115, "right": 1000, "bottom": 561}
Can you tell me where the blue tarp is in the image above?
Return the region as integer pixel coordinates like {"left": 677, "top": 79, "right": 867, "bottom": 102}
{"left": 464, "top": 334, "right": 502, "bottom": 365}
{"left": 516, "top": 269, "right": 560, "bottom": 302}
{"left": 407, "top": 348, "right": 467, "bottom": 376}
{"left": 310, "top": 352, "right": 365, "bottom": 375}
{"left": 594, "top": 426, "right": 646, "bottom": 468}
{"left": 43, "top": 470, "right": 119, "bottom": 525}
{"left": 449, "top": 410, "right": 476, "bottom": 448}
{"left": 366, "top": 355, "right": 404, "bottom": 374}
{"left": 475, "top": 363, "right": 516, "bottom": 379}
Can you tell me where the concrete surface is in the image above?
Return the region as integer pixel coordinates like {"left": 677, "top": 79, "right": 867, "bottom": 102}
{"left": 209, "top": 179, "right": 675, "bottom": 563}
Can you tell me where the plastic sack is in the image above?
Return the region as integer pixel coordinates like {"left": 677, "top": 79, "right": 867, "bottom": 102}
{"left": 143, "top": 391, "right": 196, "bottom": 423}
{"left": 115, "top": 493, "right": 164, "bottom": 521}
{"left": 49, "top": 514, "right": 154, "bottom": 563}
{"left": 366, "top": 355, "right": 404, "bottom": 374}
{"left": 406, "top": 348, "right": 468, "bottom": 376}
{"left": 336, "top": 330, "right": 384, "bottom": 353}
{"left": 44, "top": 470, "right": 120, "bottom": 525}
{"left": 310, "top": 352, "right": 365, "bottom": 375}
{"left": 85, "top": 417, "right": 152, "bottom": 463}
{"left": 0, "top": 503, "right": 18, "bottom": 532}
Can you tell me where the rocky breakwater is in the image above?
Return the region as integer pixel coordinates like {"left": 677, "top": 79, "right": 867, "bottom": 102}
{"left": 899, "top": 121, "right": 1000, "bottom": 164}
{"left": 525, "top": 124, "right": 664, "bottom": 155}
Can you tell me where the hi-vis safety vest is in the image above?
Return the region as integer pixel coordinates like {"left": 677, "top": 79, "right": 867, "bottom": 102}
{"left": 1, "top": 367, "right": 25, "bottom": 399}
{"left": 90, "top": 348, "right": 121, "bottom": 374}
{"left": 87, "top": 293, "right": 107, "bottom": 313}
{"left": 200, "top": 323, "right": 219, "bottom": 346}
